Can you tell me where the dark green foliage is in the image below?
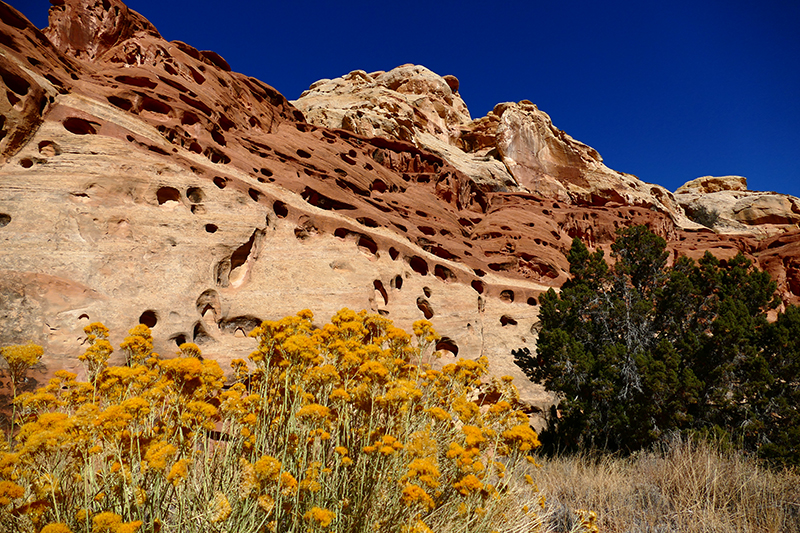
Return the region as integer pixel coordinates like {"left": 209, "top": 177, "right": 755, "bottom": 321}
{"left": 516, "top": 225, "right": 800, "bottom": 464}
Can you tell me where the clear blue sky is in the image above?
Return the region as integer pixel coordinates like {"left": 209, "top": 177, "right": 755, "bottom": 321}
{"left": 15, "top": 0, "right": 800, "bottom": 197}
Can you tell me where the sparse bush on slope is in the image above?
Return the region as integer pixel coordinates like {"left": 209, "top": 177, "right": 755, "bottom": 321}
{"left": 0, "top": 309, "right": 549, "bottom": 533}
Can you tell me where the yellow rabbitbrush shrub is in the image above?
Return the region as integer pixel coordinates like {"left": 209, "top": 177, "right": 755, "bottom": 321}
{"left": 0, "top": 310, "right": 547, "bottom": 533}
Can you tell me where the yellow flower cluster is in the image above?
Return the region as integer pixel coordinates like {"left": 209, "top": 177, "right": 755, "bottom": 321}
{"left": 0, "top": 309, "right": 546, "bottom": 533}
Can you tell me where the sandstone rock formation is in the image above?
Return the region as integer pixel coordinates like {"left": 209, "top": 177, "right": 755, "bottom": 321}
{"left": 676, "top": 175, "right": 800, "bottom": 236}
{"left": 294, "top": 75, "right": 690, "bottom": 224}
{"left": 3, "top": 0, "right": 800, "bottom": 416}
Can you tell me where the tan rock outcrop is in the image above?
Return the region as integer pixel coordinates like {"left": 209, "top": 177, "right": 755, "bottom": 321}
{"left": 296, "top": 73, "right": 691, "bottom": 225}
{"left": 675, "top": 175, "right": 800, "bottom": 236}
{"left": 4, "top": 0, "right": 800, "bottom": 419}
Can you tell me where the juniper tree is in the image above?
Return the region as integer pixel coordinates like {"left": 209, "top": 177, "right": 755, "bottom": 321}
{"left": 516, "top": 225, "right": 796, "bottom": 461}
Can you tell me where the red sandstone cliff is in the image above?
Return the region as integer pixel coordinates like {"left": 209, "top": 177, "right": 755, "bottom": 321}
{"left": 2, "top": 0, "right": 800, "bottom": 409}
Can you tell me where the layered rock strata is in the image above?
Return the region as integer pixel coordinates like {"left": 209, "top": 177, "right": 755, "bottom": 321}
{"left": 2, "top": 0, "right": 800, "bottom": 413}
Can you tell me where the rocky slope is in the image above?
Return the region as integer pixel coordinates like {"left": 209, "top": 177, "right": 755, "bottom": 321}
{"left": 2, "top": 0, "right": 800, "bottom": 412}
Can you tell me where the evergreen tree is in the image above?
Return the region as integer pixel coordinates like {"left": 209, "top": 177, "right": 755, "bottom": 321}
{"left": 516, "top": 225, "right": 798, "bottom": 463}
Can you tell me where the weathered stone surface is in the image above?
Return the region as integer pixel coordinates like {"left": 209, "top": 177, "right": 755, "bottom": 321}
{"left": 676, "top": 175, "right": 748, "bottom": 194}
{"left": 3, "top": 0, "right": 800, "bottom": 418}
{"left": 675, "top": 176, "right": 800, "bottom": 236}
{"left": 296, "top": 72, "right": 691, "bottom": 225}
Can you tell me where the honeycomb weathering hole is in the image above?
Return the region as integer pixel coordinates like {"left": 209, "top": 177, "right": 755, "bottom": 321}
{"left": 500, "top": 290, "right": 515, "bottom": 303}
{"left": 500, "top": 315, "right": 518, "bottom": 326}
{"left": 0, "top": 214, "right": 11, "bottom": 227}
{"left": 38, "top": 140, "right": 60, "bottom": 156}
{"left": 471, "top": 280, "right": 484, "bottom": 294}
{"left": 139, "top": 310, "right": 158, "bottom": 328}
{"left": 187, "top": 187, "right": 204, "bottom": 203}
{"left": 357, "top": 235, "right": 378, "bottom": 255}
{"left": 156, "top": 187, "right": 181, "bottom": 204}
{"left": 393, "top": 275, "right": 403, "bottom": 290}
{"left": 172, "top": 334, "right": 187, "bottom": 347}
{"left": 273, "top": 201, "right": 288, "bottom": 218}
{"left": 205, "top": 224, "right": 218, "bottom": 233}
{"left": 213, "top": 176, "right": 227, "bottom": 189}
{"left": 19, "top": 158, "right": 33, "bottom": 168}
{"left": 374, "top": 280, "right": 388, "bottom": 305}
{"left": 416, "top": 297, "right": 434, "bottom": 319}
{"left": 63, "top": 117, "right": 99, "bottom": 135}
{"left": 409, "top": 256, "right": 429, "bottom": 276}
{"left": 436, "top": 338, "right": 459, "bottom": 356}
{"left": 527, "top": 297, "right": 538, "bottom": 306}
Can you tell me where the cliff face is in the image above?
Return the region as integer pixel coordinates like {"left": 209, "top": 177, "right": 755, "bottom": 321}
{"left": 2, "top": 0, "right": 800, "bottom": 410}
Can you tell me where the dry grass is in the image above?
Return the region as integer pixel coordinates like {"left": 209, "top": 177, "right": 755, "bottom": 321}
{"left": 535, "top": 437, "right": 800, "bottom": 532}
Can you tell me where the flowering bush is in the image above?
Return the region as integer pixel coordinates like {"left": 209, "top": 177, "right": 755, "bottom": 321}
{"left": 0, "top": 309, "right": 547, "bottom": 533}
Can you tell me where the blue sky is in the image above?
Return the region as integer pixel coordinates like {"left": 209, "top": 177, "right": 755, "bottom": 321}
{"left": 15, "top": 0, "right": 800, "bottom": 197}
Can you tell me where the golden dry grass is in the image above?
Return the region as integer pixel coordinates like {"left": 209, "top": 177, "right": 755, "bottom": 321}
{"left": 536, "top": 437, "right": 800, "bottom": 532}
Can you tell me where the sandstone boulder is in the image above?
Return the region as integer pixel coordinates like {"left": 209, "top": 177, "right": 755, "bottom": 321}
{"left": 675, "top": 176, "right": 800, "bottom": 236}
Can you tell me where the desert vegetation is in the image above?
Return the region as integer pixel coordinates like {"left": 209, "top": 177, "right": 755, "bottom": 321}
{"left": 516, "top": 225, "right": 800, "bottom": 467}
{"left": 0, "top": 310, "right": 554, "bottom": 533}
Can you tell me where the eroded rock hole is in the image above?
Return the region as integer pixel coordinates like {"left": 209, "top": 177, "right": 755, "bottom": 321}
{"left": 248, "top": 188, "right": 261, "bottom": 202}
{"left": 219, "top": 315, "right": 262, "bottom": 336}
{"left": 418, "top": 226, "right": 435, "bottom": 236}
{"left": 434, "top": 264, "right": 455, "bottom": 282}
{"left": 409, "top": 256, "right": 428, "bottom": 276}
{"left": 527, "top": 297, "right": 538, "bottom": 306}
{"left": 196, "top": 289, "right": 220, "bottom": 318}
{"left": 357, "top": 217, "right": 379, "bottom": 228}
{"left": 38, "top": 140, "right": 60, "bottom": 156}
{"left": 211, "top": 130, "right": 226, "bottom": 146}
{"left": 187, "top": 187, "right": 204, "bottom": 203}
{"left": 213, "top": 176, "right": 227, "bottom": 189}
{"left": 193, "top": 322, "right": 213, "bottom": 344}
{"left": 63, "top": 117, "right": 99, "bottom": 135}
{"left": 423, "top": 287, "right": 432, "bottom": 297}
{"left": 139, "top": 310, "right": 158, "bottom": 328}
{"left": 19, "top": 158, "right": 33, "bottom": 168}
{"left": 157, "top": 187, "right": 181, "bottom": 205}
{"left": 500, "top": 290, "right": 515, "bottom": 303}
{"left": 389, "top": 248, "right": 399, "bottom": 260}
{"left": 371, "top": 179, "right": 388, "bottom": 193}
{"left": 273, "top": 201, "right": 288, "bottom": 218}
{"left": 205, "top": 224, "right": 218, "bottom": 233}
{"left": 172, "top": 334, "right": 187, "bottom": 347}
{"left": 374, "top": 280, "right": 388, "bottom": 305}
{"left": 115, "top": 75, "right": 157, "bottom": 89}
{"left": 301, "top": 187, "right": 356, "bottom": 211}
{"left": 416, "top": 297, "right": 434, "bottom": 319}
{"left": 182, "top": 111, "right": 200, "bottom": 125}
{"left": 471, "top": 280, "right": 484, "bottom": 294}
{"left": 436, "top": 338, "right": 459, "bottom": 356}
{"left": 231, "top": 231, "right": 257, "bottom": 271}
{"left": 500, "top": 315, "right": 518, "bottom": 327}
{"left": 1, "top": 68, "right": 29, "bottom": 96}
{"left": 357, "top": 235, "right": 378, "bottom": 255}
{"left": 141, "top": 97, "right": 171, "bottom": 115}
{"left": 0, "top": 214, "right": 11, "bottom": 227}
{"left": 392, "top": 275, "right": 403, "bottom": 290}
{"left": 107, "top": 95, "right": 133, "bottom": 111}
{"left": 296, "top": 149, "right": 311, "bottom": 158}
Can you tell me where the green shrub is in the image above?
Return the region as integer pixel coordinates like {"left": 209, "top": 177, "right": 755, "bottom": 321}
{"left": 516, "top": 225, "right": 800, "bottom": 464}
